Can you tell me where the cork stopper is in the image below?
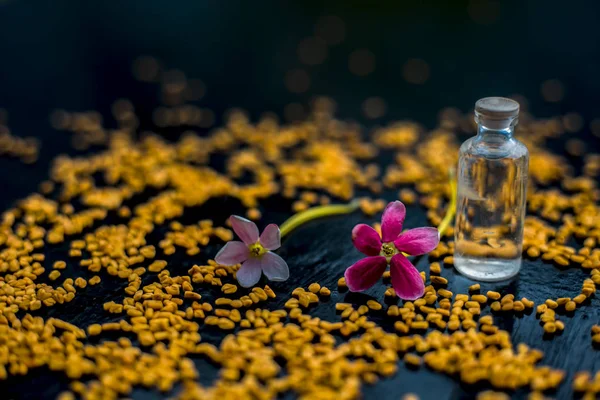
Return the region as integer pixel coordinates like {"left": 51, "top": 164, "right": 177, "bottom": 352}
{"left": 475, "top": 97, "right": 520, "bottom": 129}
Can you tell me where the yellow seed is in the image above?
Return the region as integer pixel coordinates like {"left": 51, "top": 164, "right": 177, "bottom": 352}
{"left": 88, "top": 275, "right": 101, "bottom": 285}
{"left": 545, "top": 299, "right": 558, "bottom": 309}
{"left": 490, "top": 301, "right": 501, "bottom": 312}
{"left": 565, "top": 301, "right": 576, "bottom": 312}
{"left": 486, "top": 291, "right": 501, "bottom": 300}
{"left": 221, "top": 284, "right": 237, "bottom": 294}
{"left": 544, "top": 322, "right": 556, "bottom": 334}
{"left": 556, "top": 297, "right": 570, "bottom": 306}
{"left": 471, "top": 294, "right": 487, "bottom": 304}
{"left": 53, "top": 261, "right": 67, "bottom": 269}
{"left": 429, "top": 262, "right": 441, "bottom": 275}
{"left": 319, "top": 287, "right": 331, "bottom": 296}
{"left": 410, "top": 321, "right": 429, "bottom": 330}
{"left": 218, "top": 318, "right": 235, "bottom": 330}
{"left": 308, "top": 283, "right": 321, "bottom": 293}
{"left": 336, "top": 303, "right": 352, "bottom": 311}
{"left": 468, "top": 284, "right": 480, "bottom": 292}
{"left": 337, "top": 277, "right": 347, "bottom": 288}
{"left": 573, "top": 294, "right": 586, "bottom": 304}
{"left": 513, "top": 301, "right": 525, "bottom": 312}
{"left": 367, "top": 300, "right": 382, "bottom": 310}
{"left": 87, "top": 324, "right": 102, "bottom": 336}
{"left": 404, "top": 353, "right": 422, "bottom": 367}
{"left": 49, "top": 270, "right": 61, "bottom": 281}
{"left": 430, "top": 276, "right": 448, "bottom": 285}
{"left": 437, "top": 289, "right": 453, "bottom": 299}
{"left": 521, "top": 297, "right": 534, "bottom": 308}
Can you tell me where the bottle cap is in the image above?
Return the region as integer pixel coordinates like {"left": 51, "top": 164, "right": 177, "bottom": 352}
{"left": 475, "top": 97, "right": 519, "bottom": 129}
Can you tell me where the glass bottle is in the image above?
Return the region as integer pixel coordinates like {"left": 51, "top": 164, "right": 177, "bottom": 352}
{"left": 454, "top": 97, "right": 528, "bottom": 281}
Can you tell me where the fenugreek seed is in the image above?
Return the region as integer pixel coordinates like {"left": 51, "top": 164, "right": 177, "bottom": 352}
{"left": 465, "top": 301, "right": 480, "bottom": 309}
{"left": 319, "top": 287, "right": 331, "bottom": 296}
{"left": 593, "top": 333, "right": 600, "bottom": 344}
{"left": 513, "top": 301, "right": 525, "bottom": 312}
{"left": 572, "top": 372, "right": 591, "bottom": 392}
{"left": 218, "top": 318, "right": 235, "bottom": 330}
{"left": 556, "top": 297, "right": 570, "bottom": 306}
{"left": 486, "top": 291, "right": 501, "bottom": 300}
{"left": 521, "top": 297, "right": 534, "bottom": 308}
{"left": 501, "top": 302, "right": 513, "bottom": 312}
{"left": 337, "top": 277, "right": 347, "bottom": 288}
{"left": 74, "top": 278, "right": 87, "bottom": 288}
{"left": 573, "top": 294, "right": 586, "bottom": 304}
{"left": 565, "top": 301, "right": 576, "bottom": 312}
{"left": 555, "top": 320, "right": 565, "bottom": 331}
{"left": 404, "top": 353, "right": 422, "bottom": 367}
{"left": 448, "top": 319, "right": 460, "bottom": 331}
{"left": 554, "top": 255, "right": 570, "bottom": 267}
{"left": 410, "top": 321, "right": 429, "bottom": 330}
{"left": 501, "top": 294, "right": 514, "bottom": 304}
{"left": 49, "top": 270, "right": 61, "bottom": 281}
{"left": 357, "top": 305, "right": 369, "bottom": 315}
{"left": 221, "top": 283, "right": 237, "bottom": 294}
{"left": 87, "top": 324, "right": 102, "bottom": 336}
{"left": 437, "top": 289, "right": 452, "bottom": 299}
{"left": 443, "top": 256, "right": 454, "bottom": 265}
{"left": 367, "top": 300, "right": 382, "bottom": 310}
{"left": 469, "top": 284, "right": 480, "bottom": 292}
{"left": 471, "top": 294, "right": 487, "bottom": 304}
{"left": 429, "top": 262, "right": 441, "bottom": 275}
{"left": 308, "top": 283, "right": 321, "bottom": 293}
{"left": 430, "top": 276, "right": 448, "bottom": 285}
{"left": 53, "top": 261, "right": 67, "bottom": 270}
{"left": 544, "top": 322, "right": 557, "bottom": 334}
{"left": 545, "top": 299, "right": 558, "bottom": 309}
{"left": 88, "top": 275, "right": 101, "bottom": 285}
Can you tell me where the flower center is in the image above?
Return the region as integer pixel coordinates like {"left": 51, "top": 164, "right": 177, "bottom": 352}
{"left": 380, "top": 242, "right": 398, "bottom": 262}
{"left": 248, "top": 242, "right": 267, "bottom": 258}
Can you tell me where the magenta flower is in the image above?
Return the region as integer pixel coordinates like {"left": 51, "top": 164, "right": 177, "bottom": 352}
{"left": 344, "top": 201, "right": 439, "bottom": 300}
{"left": 215, "top": 216, "right": 289, "bottom": 287}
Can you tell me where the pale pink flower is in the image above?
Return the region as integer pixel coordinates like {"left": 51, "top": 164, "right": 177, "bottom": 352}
{"left": 344, "top": 201, "right": 439, "bottom": 300}
{"left": 215, "top": 216, "right": 289, "bottom": 287}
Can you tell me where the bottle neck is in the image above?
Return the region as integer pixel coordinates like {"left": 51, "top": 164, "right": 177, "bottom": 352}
{"left": 476, "top": 124, "right": 515, "bottom": 139}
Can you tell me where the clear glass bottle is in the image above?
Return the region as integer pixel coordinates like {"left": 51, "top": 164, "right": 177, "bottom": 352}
{"left": 454, "top": 97, "right": 529, "bottom": 281}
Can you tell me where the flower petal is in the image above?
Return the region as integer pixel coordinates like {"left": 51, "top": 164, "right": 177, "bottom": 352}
{"left": 215, "top": 241, "right": 249, "bottom": 265}
{"left": 389, "top": 254, "right": 424, "bottom": 300}
{"left": 261, "top": 251, "right": 289, "bottom": 282}
{"left": 381, "top": 201, "right": 406, "bottom": 242}
{"left": 236, "top": 258, "right": 262, "bottom": 287}
{"left": 230, "top": 215, "right": 260, "bottom": 245}
{"left": 393, "top": 227, "right": 440, "bottom": 256}
{"left": 352, "top": 224, "right": 382, "bottom": 256}
{"left": 344, "top": 256, "right": 387, "bottom": 292}
{"left": 259, "top": 224, "right": 281, "bottom": 251}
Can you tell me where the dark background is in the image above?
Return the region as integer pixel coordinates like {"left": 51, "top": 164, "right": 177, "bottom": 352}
{"left": 0, "top": 0, "right": 599, "bottom": 399}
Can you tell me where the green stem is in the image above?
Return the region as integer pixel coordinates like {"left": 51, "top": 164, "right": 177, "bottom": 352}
{"left": 280, "top": 200, "right": 360, "bottom": 238}
{"left": 437, "top": 168, "right": 457, "bottom": 238}
{"left": 279, "top": 168, "right": 456, "bottom": 239}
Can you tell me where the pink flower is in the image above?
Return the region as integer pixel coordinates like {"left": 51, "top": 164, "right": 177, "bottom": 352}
{"left": 215, "top": 216, "right": 289, "bottom": 288}
{"left": 344, "top": 201, "right": 439, "bottom": 300}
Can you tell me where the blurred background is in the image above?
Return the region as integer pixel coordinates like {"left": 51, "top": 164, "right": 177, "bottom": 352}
{"left": 0, "top": 0, "right": 599, "bottom": 199}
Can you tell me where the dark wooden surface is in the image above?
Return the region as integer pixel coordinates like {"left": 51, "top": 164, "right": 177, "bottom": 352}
{"left": 0, "top": 1, "right": 599, "bottom": 399}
